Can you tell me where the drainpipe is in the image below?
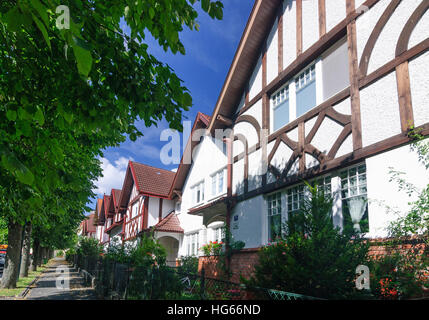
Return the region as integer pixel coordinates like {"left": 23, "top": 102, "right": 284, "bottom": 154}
{"left": 224, "top": 136, "right": 233, "bottom": 275}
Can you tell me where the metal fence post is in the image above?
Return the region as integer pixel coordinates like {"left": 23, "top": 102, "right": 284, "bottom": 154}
{"left": 200, "top": 267, "right": 205, "bottom": 299}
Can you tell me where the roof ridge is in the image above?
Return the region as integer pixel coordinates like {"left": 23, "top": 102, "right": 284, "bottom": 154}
{"left": 130, "top": 160, "right": 176, "bottom": 175}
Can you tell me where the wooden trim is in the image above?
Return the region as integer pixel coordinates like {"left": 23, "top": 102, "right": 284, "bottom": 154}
{"left": 245, "top": 84, "right": 250, "bottom": 106}
{"left": 216, "top": 114, "right": 233, "bottom": 127}
{"left": 359, "top": 38, "right": 429, "bottom": 89}
{"left": 159, "top": 198, "right": 163, "bottom": 223}
{"left": 395, "top": 62, "right": 414, "bottom": 132}
{"left": 298, "top": 122, "right": 305, "bottom": 173}
{"left": 143, "top": 197, "right": 149, "bottom": 230}
{"left": 359, "top": 0, "right": 401, "bottom": 77}
{"left": 347, "top": 20, "right": 363, "bottom": 150}
{"left": 327, "top": 123, "right": 353, "bottom": 159}
{"left": 346, "top": 0, "right": 355, "bottom": 15}
{"left": 278, "top": 7, "right": 283, "bottom": 74}
{"left": 296, "top": 0, "right": 303, "bottom": 57}
{"left": 234, "top": 134, "right": 249, "bottom": 193}
{"left": 396, "top": 0, "right": 429, "bottom": 57}
{"left": 305, "top": 111, "right": 326, "bottom": 144}
{"left": 236, "top": 123, "right": 429, "bottom": 203}
{"left": 235, "top": 114, "right": 261, "bottom": 142}
{"left": 318, "top": 0, "right": 326, "bottom": 37}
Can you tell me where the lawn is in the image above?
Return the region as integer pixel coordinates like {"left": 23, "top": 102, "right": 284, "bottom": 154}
{"left": 0, "top": 265, "right": 47, "bottom": 297}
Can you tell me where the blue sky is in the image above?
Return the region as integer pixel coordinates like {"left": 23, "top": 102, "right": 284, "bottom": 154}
{"left": 90, "top": 1, "right": 254, "bottom": 211}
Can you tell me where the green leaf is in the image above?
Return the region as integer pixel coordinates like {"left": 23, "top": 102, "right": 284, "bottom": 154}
{"left": 72, "top": 36, "right": 93, "bottom": 77}
{"left": 34, "top": 107, "right": 45, "bottom": 126}
{"left": 31, "top": 13, "right": 51, "bottom": 50}
{"left": 29, "top": 0, "right": 49, "bottom": 27}
{"left": 0, "top": 150, "right": 34, "bottom": 186}
{"left": 6, "top": 110, "right": 17, "bottom": 121}
{"left": 201, "top": 0, "right": 210, "bottom": 12}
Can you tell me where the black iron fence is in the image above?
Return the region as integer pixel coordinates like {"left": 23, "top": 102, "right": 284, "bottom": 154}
{"left": 68, "top": 254, "right": 323, "bottom": 300}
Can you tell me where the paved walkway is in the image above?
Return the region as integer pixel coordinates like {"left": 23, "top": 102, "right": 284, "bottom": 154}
{"left": 26, "top": 257, "right": 98, "bottom": 300}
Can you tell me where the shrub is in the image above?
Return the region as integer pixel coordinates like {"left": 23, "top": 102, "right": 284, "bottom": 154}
{"left": 243, "top": 183, "right": 370, "bottom": 299}
{"left": 200, "top": 241, "right": 223, "bottom": 256}
{"left": 75, "top": 236, "right": 103, "bottom": 258}
{"left": 369, "top": 246, "right": 429, "bottom": 299}
{"left": 178, "top": 255, "right": 199, "bottom": 274}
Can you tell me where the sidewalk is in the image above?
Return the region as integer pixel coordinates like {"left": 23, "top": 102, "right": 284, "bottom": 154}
{"left": 25, "top": 257, "right": 98, "bottom": 300}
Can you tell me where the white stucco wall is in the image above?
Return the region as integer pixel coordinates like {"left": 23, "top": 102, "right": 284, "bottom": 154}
{"left": 177, "top": 135, "right": 228, "bottom": 256}
{"left": 249, "top": 55, "right": 263, "bottom": 101}
{"left": 360, "top": 71, "right": 401, "bottom": 147}
{"left": 266, "top": 19, "right": 279, "bottom": 84}
{"left": 409, "top": 9, "right": 429, "bottom": 49}
{"left": 302, "top": 0, "right": 319, "bottom": 52}
{"left": 283, "top": 0, "right": 297, "bottom": 69}
{"left": 366, "top": 143, "right": 428, "bottom": 238}
{"left": 230, "top": 195, "right": 266, "bottom": 249}
{"left": 368, "top": 0, "right": 421, "bottom": 75}
{"left": 326, "top": 0, "right": 346, "bottom": 33}
{"left": 409, "top": 50, "right": 429, "bottom": 128}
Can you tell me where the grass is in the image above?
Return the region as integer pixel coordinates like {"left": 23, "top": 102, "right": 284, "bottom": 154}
{"left": 0, "top": 264, "right": 48, "bottom": 297}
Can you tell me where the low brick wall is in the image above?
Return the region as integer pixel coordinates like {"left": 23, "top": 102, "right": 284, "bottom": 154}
{"left": 368, "top": 236, "right": 427, "bottom": 258}
{"left": 198, "top": 237, "right": 428, "bottom": 284}
{"left": 198, "top": 249, "right": 260, "bottom": 283}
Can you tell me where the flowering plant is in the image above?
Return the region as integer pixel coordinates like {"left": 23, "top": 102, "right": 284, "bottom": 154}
{"left": 200, "top": 241, "right": 224, "bottom": 256}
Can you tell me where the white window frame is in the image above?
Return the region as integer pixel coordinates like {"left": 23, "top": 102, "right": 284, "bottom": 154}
{"left": 186, "top": 231, "right": 200, "bottom": 256}
{"left": 264, "top": 163, "right": 368, "bottom": 243}
{"left": 191, "top": 180, "right": 205, "bottom": 205}
{"left": 211, "top": 168, "right": 226, "bottom": 197}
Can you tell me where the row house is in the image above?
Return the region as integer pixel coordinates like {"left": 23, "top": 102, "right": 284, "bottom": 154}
{"left": 117, "top": 161, "right": 180, "bottom": 266}
{"left": 171, "top": 0, "right": 429, "bottom": 258}
{"left": 78, "top": 211, "right": 97, "bottom": 239}
{"left": 86, "top": 0, "right": 428, "bottom": 268}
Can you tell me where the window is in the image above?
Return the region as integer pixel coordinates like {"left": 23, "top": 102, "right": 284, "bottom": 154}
{"left": 192, "top": 181, "right": 205, "bottom": 205}
{"left": 211, "top": 169, "right": 225, "bottom": 197}
{"left": 187, "top": 232, "right": 199, "bottom": 256}
{"left": 322, "top": 38, "right": 349, "bottom": 100}
{"left": 267, "top": 192, "right": 282, "bottom": 241}
{"left": 286, "top": 185, "right": 306, "bottom": 216}
{"left": 131, "top": 201, "right": 139, "bottom": 219}
{"left": 270, "top": 39, "right": 349, "bottom": 133}
{"left": 212, "top": 226, "right": 224, "bottom": 242}
{"left": 295, "top": 65, "right": 316, "bottom": 117}
{"left": 340, "top": 164, "right": 368, "bottom": 233}
{"left": 272, "top": 86, "right": 290, "bottom": 132}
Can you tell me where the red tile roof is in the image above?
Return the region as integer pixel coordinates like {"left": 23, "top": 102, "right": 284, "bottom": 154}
{"left": 86, "top": 213, "right": 97, "bottom": 233}
{"left": 153, "top": 212, "right": 184, "bottom": 233}
{"left": 112, "top": 189, "right": 122, "bottom": 207}
{"left": 130, "top": 161, "right": 175, "bottom": 198}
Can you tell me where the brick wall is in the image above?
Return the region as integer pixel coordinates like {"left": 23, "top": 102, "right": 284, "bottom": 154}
{"left": 198, "top": 237, "right": 428, "bottom": 283}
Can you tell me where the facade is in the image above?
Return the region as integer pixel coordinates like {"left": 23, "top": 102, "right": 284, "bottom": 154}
{"left": 84, "top": 0, "right": 429, "bottom": 267}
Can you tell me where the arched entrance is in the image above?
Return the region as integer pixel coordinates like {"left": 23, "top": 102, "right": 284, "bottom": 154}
{"left": 158, "top": 236, "right": 179, "bottom": 267}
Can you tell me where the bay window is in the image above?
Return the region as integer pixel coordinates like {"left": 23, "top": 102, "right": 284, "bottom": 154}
{"left": 211, "top": 168, "right": 226, "bottom": 197}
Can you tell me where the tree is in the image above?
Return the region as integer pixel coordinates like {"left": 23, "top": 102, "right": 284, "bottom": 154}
{"left": 0, "top": 0, "right": 224, "bottom": 288}
{"left": 244, "top": 183, "right": 370, "bottom": 299}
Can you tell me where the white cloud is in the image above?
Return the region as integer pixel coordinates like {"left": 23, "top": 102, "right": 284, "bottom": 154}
{"left": 94, "top": 156, "right": 133, "bottom": 195}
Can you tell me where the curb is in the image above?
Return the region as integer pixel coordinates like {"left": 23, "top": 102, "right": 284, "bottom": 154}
{"left": 20, "top": 261, "right": 53, "bottom": 299}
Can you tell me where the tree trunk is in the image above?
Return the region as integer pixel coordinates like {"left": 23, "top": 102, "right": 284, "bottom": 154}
{"left": 19, "top": 223, "right": 32, "bottom": 278}
{"left": 30, "top": 239, "right": 39, "bottom": 272}
{"left": 37, "top": 247, "right": 43, "bottom": 266}
{"left": 0, "top": 220, "right": 23, "bottom": 289}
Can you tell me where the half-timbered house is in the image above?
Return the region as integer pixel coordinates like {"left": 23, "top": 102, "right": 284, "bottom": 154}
{"left": 118, "top": 161, "right": 180, "bottom": 265}
{"left": 105, "top": 189, "right": 124, "bottom": 246}
{"left": 171, "top": 0, "right": 429, "bottom": 259}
